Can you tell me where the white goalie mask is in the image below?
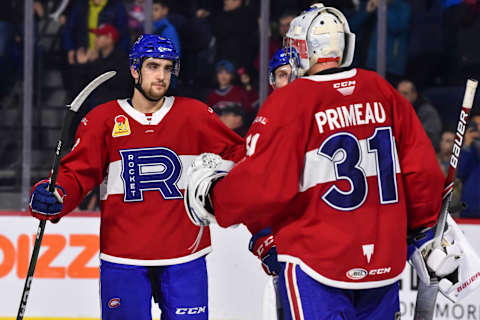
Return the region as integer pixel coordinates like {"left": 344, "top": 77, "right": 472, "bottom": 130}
{"left": 284, "top": 3, "right": 355, "bottom": 75}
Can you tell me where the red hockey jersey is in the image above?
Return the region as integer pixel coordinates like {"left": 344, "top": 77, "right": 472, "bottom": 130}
{"left": 212, "top": 68, "right": 445, "bottom": 289}
{"left": 56, "top": 97, "right": 244, "bottom": 265}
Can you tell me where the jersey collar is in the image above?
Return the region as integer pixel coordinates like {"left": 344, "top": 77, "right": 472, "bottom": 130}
{"left": 303, "top": 68, "right": 357, "bottom": 82}
{"left": 116, "top": 96, "right": 175, "bottom": 125}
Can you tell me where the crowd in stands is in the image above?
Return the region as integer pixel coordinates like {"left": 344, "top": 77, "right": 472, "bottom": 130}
{"left": 1, "top": 0, "right": 480, "bottom": 217}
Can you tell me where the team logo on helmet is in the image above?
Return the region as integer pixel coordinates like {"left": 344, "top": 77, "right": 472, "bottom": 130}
{"left": 112, "top": 115, "right": 131, "bottom": 138}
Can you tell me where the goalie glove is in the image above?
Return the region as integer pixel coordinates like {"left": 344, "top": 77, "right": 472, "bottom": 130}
{"left": 408, "top": 215, "right": 480, "bottom": 302}
{"left": 435, "top": 215, "right": 480, "bottom": 302}
{"left": 184, "top": 153, "right": 234, "bottom": 226}
{"left": 249, "top": 227, "right": 282, "bottom": 276}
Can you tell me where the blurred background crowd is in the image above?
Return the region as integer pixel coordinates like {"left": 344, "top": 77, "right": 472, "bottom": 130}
{"left": 1, "top": 0, "right": 480, "bottom": 218}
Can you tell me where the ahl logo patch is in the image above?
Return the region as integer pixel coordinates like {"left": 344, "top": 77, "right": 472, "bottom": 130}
{"left": 108, "top": 298, "right": 120, "bottom": 308}
{"left": 112, "top": 115, "right": 131, "bottom": 137}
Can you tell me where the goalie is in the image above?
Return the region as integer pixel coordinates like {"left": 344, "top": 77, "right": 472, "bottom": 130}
{"left": 184, "top": 3, "right": 480, "bottom": 319}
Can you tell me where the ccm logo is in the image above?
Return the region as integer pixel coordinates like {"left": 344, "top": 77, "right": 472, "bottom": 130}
{"left": 0, "top": 234, "right": 99, "bottom": 279}
{"left": 256, "top": 236, "right": 274, "bottom": 256}
{"left": 346, "top": 267, "right": 391, "bottom": 280}
{"left": 175, "top": 306, "right": 206, "bottom": 315}
{"left": 333, "top": 81, "right": 356, "bottom": 88}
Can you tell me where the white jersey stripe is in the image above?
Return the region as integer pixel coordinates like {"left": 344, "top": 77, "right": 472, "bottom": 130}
{"left": 300, "top": 137, "right": 401, "bottom": 192}
{"left": 285, "top": 263, "right": 296, "bottom": 320}
{"left": 100, "top": 156, "right": 234, "bottom": 200}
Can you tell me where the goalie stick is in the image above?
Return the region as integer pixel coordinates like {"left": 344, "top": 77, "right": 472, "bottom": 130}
{"left": 16, "top": 71, "right": 116, "bottom": 320}
{"left": 413, "top": 78, "right": 478, "bottom": 320}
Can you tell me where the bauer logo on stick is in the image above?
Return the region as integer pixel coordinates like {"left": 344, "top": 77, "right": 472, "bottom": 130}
{"left": 112, "top": 115, "right": 131, "bottom": 137}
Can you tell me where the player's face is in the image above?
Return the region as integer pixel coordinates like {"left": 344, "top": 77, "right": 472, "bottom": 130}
{"left": 138, "top": 58, "right": 173, "bottom": 99}
{"left": 273, "top": 65, "right": 292, "bottom": 89}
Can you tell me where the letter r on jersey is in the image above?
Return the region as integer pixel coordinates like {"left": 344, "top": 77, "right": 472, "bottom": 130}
{"left": 120, "top": 147, "right": 183, "bottom": 202}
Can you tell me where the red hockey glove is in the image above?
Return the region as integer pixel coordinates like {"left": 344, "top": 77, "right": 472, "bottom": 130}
{"left": 249, "top": 227, "right": 282, "bottom": 276}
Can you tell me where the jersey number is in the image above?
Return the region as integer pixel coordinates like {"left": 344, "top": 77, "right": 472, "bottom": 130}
{"left": 318, "top": 127, "right": 398, "bottom": 211}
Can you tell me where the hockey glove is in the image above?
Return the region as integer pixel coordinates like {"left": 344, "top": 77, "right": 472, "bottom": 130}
{"left": 407, "top": 219, "right": 463, "bottom": 291}
{"left": 184, "top": 153, "right": 234, "bottom": 226}
{"left": 29, "top": 180, "right": 66, "bottom": 221}
{"left": 249, "top": 227, "right": 282, "bottom": 276}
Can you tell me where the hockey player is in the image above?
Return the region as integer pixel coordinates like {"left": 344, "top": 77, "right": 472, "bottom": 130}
{"left": 29, "top": 35, "right": 244, "bottom": 320}
{"left": 268, "top": 47, "right": 300, "bottom": 90}
{"left": 184, "top": 4, "right": 464, "bottom": 319}
{"left": 249, "top": 47, "right": 301, "bottom": 276}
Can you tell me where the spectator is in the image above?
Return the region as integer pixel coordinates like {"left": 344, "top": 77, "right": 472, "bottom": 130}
{"left": 211, "top": 0, "right": 258, "bottom": 70}
{"left": 0, "top": 2, "right": 22, "bottom": 100}
{"left": 127, "top": 0, "right": 145, "bottom": 38}
{"left": 437, "top": 129, "right": 455, "bottom": 175}
{"left": 63, "top": 0, "right": 129, "bottom": 102}
{"left": 278, "top": 10, "right": 297, "bottom": 40}
{"left": 70, "top": 24, "right": 133, "bottom": 140}
{"left": 349, "top": 0, "right": 411, "bottom": 84}
{"left": 152, "top": 0, "right": 181, "bottom": 57}
{"left": 207, "top": 60, "right": 251, "bottom": 116}
{"left": 405, "top": 0, "right": 443, "bottom": 88}
{"left": 237, "top": 66, "right": 259, "bottom": 114}
{"left": 436, "top": 128, "right": 463, "bottom": 217}
{"left": 63, "top": 0, "right": 130, "bottom": 64}
{"left": 215, "top": 103, "right": 247, "bottom": 137}
{"left": 397, "top": 79, "right": 442, "bottom": 150}
{"left": 457, "top": 114, "right": 480, "bottom": 218}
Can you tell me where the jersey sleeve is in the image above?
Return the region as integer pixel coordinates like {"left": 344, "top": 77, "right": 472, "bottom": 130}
{"left": 212, "top": 90, "right": 306, "bottom": 233}
{"left": 388, "top": 80, "right": 444, "bottom": 230}
{"left": 55, "top": 110, "right": 109, "bottom": 214}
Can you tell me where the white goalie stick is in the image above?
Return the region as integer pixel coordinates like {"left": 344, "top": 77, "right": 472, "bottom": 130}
{"left": 16, "top": 71, "right": 116, "bottom": 320}
{"left": 413, "top": 79, "right": 478, "bottom": 320}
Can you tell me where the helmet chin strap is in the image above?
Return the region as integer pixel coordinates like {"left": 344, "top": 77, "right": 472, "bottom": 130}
{"left": 134, "top": 71, "right": 163, "bottom": 102}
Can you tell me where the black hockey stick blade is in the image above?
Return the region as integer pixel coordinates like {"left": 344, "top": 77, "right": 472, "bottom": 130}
{"left": 17, "top": 70, "right": 116, "bottom": 320}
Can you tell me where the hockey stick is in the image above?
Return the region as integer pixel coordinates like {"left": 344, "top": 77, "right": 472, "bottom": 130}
{"left": 413, "top": 79, "right": 478, "bottom": 320}
{"left": 16, "top": 71, "right": 116, "bottom": 320}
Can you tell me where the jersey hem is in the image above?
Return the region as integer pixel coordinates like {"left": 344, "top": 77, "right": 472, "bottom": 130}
{"left": 278, "top": 254, "right": 402, "bottom": 289}
{"left": 100, "top": 246, "right": 212, "bottom": 266}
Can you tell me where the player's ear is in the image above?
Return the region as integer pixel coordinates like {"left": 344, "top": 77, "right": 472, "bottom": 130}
{"left": 130, "top": 66, "right": 139, "bottom": 81}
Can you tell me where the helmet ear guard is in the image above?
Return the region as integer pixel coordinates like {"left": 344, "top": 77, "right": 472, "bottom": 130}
{"left": 285, "top": 3, "right": 355, "bottom": 74}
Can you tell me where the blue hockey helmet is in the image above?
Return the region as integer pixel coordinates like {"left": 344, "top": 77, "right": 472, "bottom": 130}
{"left": 268, "top": 47, "right": 300, "bottom": 86}
{"left": 129, "top": 34, "right": 180, "bottom": 77}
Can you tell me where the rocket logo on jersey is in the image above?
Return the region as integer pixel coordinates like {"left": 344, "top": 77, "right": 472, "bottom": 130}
{"left": 112, "top": 115, "right": 131, "bottom": 137}
{"left": 119, "top": 147, "right": 183, "bottom": 202}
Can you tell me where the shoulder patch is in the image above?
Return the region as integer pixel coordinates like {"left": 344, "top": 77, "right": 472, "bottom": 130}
{"left": 112, "top": 115, "right": 131, "bottom": 137}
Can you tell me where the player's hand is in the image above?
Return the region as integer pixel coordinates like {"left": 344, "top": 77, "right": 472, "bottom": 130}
{"left": 249, "top": 227, "right": 282, "bottom": 276}
{"left": 29, "top": 180, "right": 66, "bottom": 221}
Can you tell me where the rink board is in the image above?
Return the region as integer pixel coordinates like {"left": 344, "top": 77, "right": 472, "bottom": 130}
{"left": 0, "top": 212, "right": 479, "bottom": 320}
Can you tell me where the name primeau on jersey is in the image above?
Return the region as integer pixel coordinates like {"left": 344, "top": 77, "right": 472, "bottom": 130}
{"left": 315, "top": 101, "right": 386, "bottom": 134}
